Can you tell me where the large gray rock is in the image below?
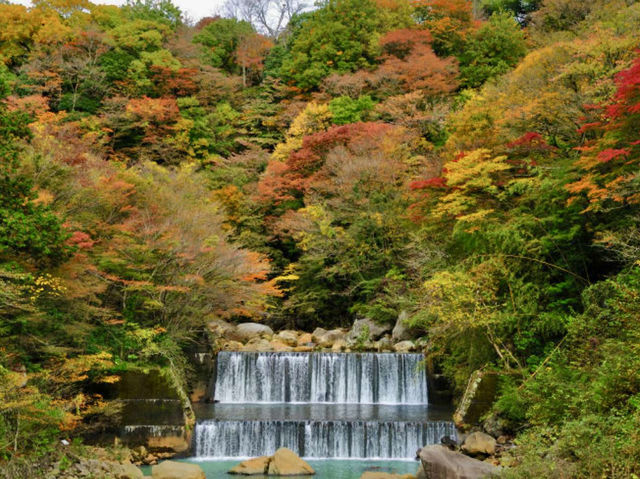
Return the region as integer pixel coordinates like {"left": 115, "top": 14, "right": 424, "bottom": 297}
{"left": 461, "top": 432, "right": 496, "bottom": 456}
{"left": 267, "top": 448, "right": 315, "bottom": 476}
{"left": 236, "top": 323, "right": 274, "bottom": 341}
{"left": 152, "top": 461, "right": 205, "bottom": 479}
{"left": 419, "top": 445, "right": 499, "bottom": 479}
{"left": 392, "top": 311, "right": 414, "bottom": 342}
{"left": 347, "top": 318, "right": 392, "bottom": 342}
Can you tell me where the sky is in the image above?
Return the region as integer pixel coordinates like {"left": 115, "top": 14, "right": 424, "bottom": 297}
{"left": 11, "top": 0, "right": 226, "bottom": 21}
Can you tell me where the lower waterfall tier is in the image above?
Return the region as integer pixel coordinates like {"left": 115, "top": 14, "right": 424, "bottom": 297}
{"left": 193, "top": 419, "right": 457, "bottom": 459}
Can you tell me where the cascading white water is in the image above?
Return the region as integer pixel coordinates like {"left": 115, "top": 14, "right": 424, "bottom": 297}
{"left": 213, "top": 352, "right": 429, "bottom": 404}
{"left": 193, "top": 420, "right": 457, "bottom": 459}
{"left": 194, "top": 351, "right": 456, "bottom": 459}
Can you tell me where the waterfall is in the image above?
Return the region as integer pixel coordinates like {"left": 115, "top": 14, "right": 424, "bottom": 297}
{"left": 194, "top": 351, "right": 456, "bottom": 459}
{"left": 213, "top": 352, "right": 429, "bottom": 404}
{"left": 193, "top": 420, "right": 456, "bottom": 459}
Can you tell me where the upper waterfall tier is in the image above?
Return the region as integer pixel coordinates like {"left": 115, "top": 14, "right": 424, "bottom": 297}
{"left": 213, "top": 351, "right": 429, "bottom": 404}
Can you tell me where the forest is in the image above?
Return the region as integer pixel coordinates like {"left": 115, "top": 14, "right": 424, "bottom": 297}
{"left": 1, "top": 0, "right": 640, "bottom": 477}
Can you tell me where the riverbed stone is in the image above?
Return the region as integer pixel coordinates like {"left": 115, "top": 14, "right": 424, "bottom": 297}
{"left": 297, "top": 332, "right": 314, "bottom": 346}
{"left": 315, "top": 328, "right": 346, "bottom": 348}
{"left": 419, "top": 445, "right": 499, "bottom": 479}
{"left": 270, "top": 339, "right": 294, "bottom": 352}
{"left": 151, "top": 461, "right": 205, "bottom": 479}
{"left": 393, "top": 340, "right": 416, "bottom": 353}
{"left": 332, "top": 339, "right": 347, "bottom": 352}
{"left": 375, "top": 336, "right": 393, "bottom": 351}
{"left": 223, "top": 340, "right": 244, "bottom": 350}
{"left": 242, "top": 337, "right": 273, "bottom": 351}
{"left": 236, "top": 323, "right": 274, "bottom": 341}
{"left": 461, "top": 432, "right": 497, "bottom": 456}
{"left": 276, "top": 330, "right": 299, "bottom": 346}
{"left": 207, "top": 319, "right": 242, "bottom": 341}
{"left": 229, "top": 456, "right": 271, "bottom": 475}
{"left": 311, "top": 328, "right": 327, "bottom": 344}
{"left": 294, "top": 345, "right": 314, "bottom": 352}
{"left": 267, "top": 448, "right": 315, "bottom": 476}
{"left": 347, "top": 318, "right": 392, "bottom": 342}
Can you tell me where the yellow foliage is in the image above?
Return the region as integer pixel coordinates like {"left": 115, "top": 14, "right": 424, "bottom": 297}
{"left": 434, "top": 149, "right": 509, "bottom": 224}
{"left": 271, "top": 102, "right": 332, "bottom": 162}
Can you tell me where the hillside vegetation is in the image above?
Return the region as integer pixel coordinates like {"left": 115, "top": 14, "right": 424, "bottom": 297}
{"left": 1, "top": 0, "right": 640, "bottom": 476}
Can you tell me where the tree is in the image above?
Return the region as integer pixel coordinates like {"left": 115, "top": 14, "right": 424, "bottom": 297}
{"left": 277, "top": 0, "right": 412, "bottom": 90}
{"left": 374, "top": 28, "right": 459, "bottom": 96}
{"left": 412, "top": 0, "right": 474, "bottom": 57}
{"left": 0, "top": 88, "right": 69, "bottom": 265}
{"left": 567, "top": 53, "right": 640, "bottom": 212}
{"left": 459, "top": 11, "right": 527, "bottom": 88}
{"left": 222, "top": 0, "right": 309, "bottom": 38}
{"left": 234, "top": 32, "right": 273, "bottom": 86}
{"left": 193, "top": 17, "right": 257, "bottom": 77}
{"left": 481, "top": 0, "right": 542, "bottom": 24}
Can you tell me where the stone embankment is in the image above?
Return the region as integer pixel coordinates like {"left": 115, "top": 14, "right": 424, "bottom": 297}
{"left": 208, "top": 314, "right": 421, "bottom": 353}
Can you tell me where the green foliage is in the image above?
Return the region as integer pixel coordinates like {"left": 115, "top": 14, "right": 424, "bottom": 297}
{"left": 277, "top": 0, "right": 411, "bottom": 89}
{"left": 328, "top": 95, "right": 375, "bottom": 125}
{"left": 0, "top": 105, "right": 69, "bottom": 264}
{"left": 459, "top": 12, "right": 527, "bottom": 88}
{"left": 193, "top": 18, "right": 255, "bottom": 74}
{"left": 481, "top": 0, "right": 542, "bottom": 23}
{"left": 123, "top": 0, "right": 183, "bottom": 29}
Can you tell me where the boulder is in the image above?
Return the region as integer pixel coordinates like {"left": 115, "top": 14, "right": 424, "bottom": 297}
{"left": 223, "top": 340, "right": 244, "bottom": 350}
{"left": 294, "top": 345, "right": 314, "bottom": 352}
{"left": 117, "top": 463, "right": 145, "bottom": 479}
{"left": 297, "top": 333, "right": 314, "bottom": 346}
{"left": 276, "top": 330, "right": 299, "bottom": 346}
{"left": 393, "top": 340, "right": 416, "bottom": 353}
{"left": 376, "top": 336, "right": 393, "bottom": 352}
{"left": 419, "top": 445, "right": 499, "bottom": 479}
{"left": 392, "top": 311, "right": 414, "bottom": 342}
{"left": 236, "top": 323, "right": 274, "bottom": 341}
{"left": 311, "top": 328, "right": 327, "bottom": 344}
{"left": 151, "top": 461, "right": 205, "bottom": 479}
{"left": 207, "top": 319, "right": 242, "bottom": 341}
{"left": 242, "top": 338, "right": 273, "bottom": 352}
{"left": 267, "top": 448, "right": 315, "bottom": 476}
{"left": 461, "top": 432, "right": 496, "bottom": 456}
{"left": 229, "top": 456, "right": 271, "bottom": 475}
{"left": 332, "top": 339, "right": 347, "bottom": 352}
{"left": 270, "top": 339, "right": 294, "bottom": 352}
{"left": 482, "top": 414, "right": 510, "bottom": 438}
{"left": 360, "top": 473, "right": 415, "bottom": 479}
{"left": 314, "top": 328, "right": 346, "bottom": 348}
{"left": 347, "top": 318, "right": 392, "bottom": 343}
